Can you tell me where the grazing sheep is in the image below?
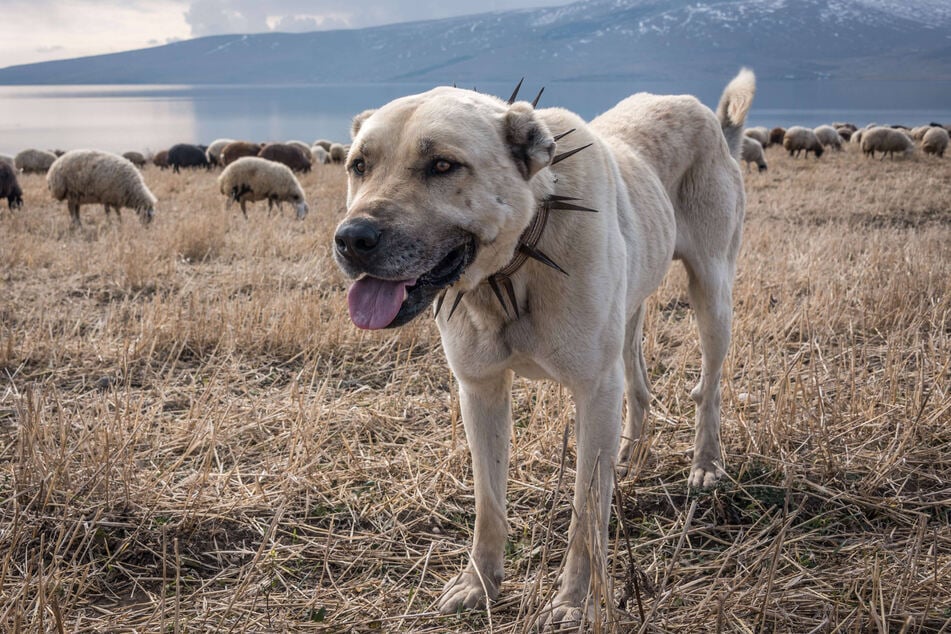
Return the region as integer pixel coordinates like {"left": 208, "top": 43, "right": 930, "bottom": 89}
{"left": 0, "top": 154, "right": 14, "bottom": 169}
{"left": 832, "top": 122, "right": 857, "bottom": 132}
{"left": 741, "top": 136, "right": 768, "bottom": 172}
{"left": 814, "top": 125, "right": 843, "bottom": 151}
{"left": 921, "top": 126, "right": 949, "bottom": 157}
{"left": 0, "top": 162, "right": 24, "bottom": 210}
{"left": 205, "top": 138, "right": 236, "bottom": 167}
{"left": 769, "top": 127, "right": 786, "bottom": 146}
{"left": 153, "top": 150, "right": 170, "bottom": 169}
{"left": 312, "top": 139, "right": 332, "bottom": 152}
{"left": 860, "top": 126, "right": 915, "bottom": 159}
{"left": 168, "top": 143, "right": 210, "bottom": 173}
{"left": 311, "top": 145, "right": 331, "bottom": 165}
{"left": 783, "top": 126, "right": 825, "bottom": 158}
{"left": 221, "top": 141, "right": 262, "bottom": 167}
{"left": 851, "top": 129, "right": 864, "bottom": 145}
{"left": 218, "top": 156, "right": 309, "bottom": 220}
{"left": 835, "top": 127, "right": 853, "bottom": 142}
{"left": 329, "top": 143, "right": 347, "bottom": 163}
{"left": 47, "top": 150, "right": 156, "bottom": 226}
{"left": 15, "top": 149, "right": 58, "bottom": 174}
{"left": 122, "top": 151, "right": 147, "bottom": 167}
{"left": 744, "top": 127, "right": 768, "bottom": 148}
{"left": 258, "top": 142, "right": 312, "bottom": 173}
{"left": 286, "top": 140, "right": 312, "bottom": 158}
{"left": 910, "top": 126, "right": 932, "bottom": 141}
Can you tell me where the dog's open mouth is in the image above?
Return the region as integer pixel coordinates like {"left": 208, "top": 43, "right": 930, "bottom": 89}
{"left": 347, "top": 237, "right": 476, "bottom": 330}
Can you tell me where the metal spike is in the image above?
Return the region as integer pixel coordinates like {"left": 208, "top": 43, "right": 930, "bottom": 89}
{"left": 447, "top": 291, "right": 465, "bottom": 321}
{"left": 501, "top": 276, "right": 519, "bottom": 319}
{"left": 507, "top": 78, "right": 524, "bottom": 105}
{"left": 519, "top": 243, "right": 568, "bottom": 276}
{"left": 553, "top": 129, "right": 576, "bottom": 142}
{"left": 546, "top": 199, "right": 598, "bottom": 213}
{"left": 487, "top": 276, "right": 510, "bottom": 316}
{"left": 434, "top": 291, "right": 446, "bottom": 318}
{"left": 531, "top": 87, "right": 545, "bottom": 108}
{"left": 551, "top": 143, "right": 593, "bottom": 166}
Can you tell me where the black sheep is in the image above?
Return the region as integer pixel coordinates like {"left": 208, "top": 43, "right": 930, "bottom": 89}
{"left": 0, "top": 163, "right": 23, "bottom": 210}
{"left": 168, "top": 143, "right": 210, "bottom": 173}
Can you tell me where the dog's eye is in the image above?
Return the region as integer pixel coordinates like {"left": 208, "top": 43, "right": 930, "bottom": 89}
{"left": 351, "top": 158, "right": 367, "bottom": 176}
{"left": 430, "top": 159, "right": 457, "bottom": 176}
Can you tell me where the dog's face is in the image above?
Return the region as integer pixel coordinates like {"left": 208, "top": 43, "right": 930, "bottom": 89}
{"left": 334, "top": 87, "right": 555, "bottom": 330}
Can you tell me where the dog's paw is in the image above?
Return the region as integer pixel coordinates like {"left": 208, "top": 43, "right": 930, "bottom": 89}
{"left": 437, "top": 568, "right": 499, "bottom": 614}
{"left": 687, "top": 461, "right": 721, "bottom": 488}
{"left": 536, "top": 598, "right": 588, "bottom": 632}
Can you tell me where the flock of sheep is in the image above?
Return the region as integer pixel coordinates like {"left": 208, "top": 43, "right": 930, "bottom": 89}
{"left": 1, "top": 117, "right": 947, "bottom": 224}
{"left": 0, "top": 137, "right": 351, "bottom": 224}
{"left": 740, "top": 121, "right": 949, "bottom": 171}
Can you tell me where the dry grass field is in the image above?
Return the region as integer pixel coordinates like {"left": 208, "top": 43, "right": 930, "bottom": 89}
{"left": 1, "top": 141, "right": 949, "bottom": 633}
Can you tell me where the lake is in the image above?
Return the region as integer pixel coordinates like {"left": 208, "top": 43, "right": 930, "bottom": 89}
{"left": 2, "top": 80, "right": 950, "bottom": 156}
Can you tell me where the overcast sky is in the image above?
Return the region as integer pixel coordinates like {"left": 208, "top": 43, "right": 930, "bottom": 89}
{"left": 1, "top": 0, "right": 576, "bottom": 67}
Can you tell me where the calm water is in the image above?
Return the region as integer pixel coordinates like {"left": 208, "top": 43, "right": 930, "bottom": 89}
{"left": 1, "top": 80, "right": 950, "bottom": 156}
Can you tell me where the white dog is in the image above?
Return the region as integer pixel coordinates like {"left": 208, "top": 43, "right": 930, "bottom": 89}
{"left": 334, "top": 69, "right": 755, "bottom": 629}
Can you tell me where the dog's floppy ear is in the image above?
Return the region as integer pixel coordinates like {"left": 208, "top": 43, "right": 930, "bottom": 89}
{"left": 504, "top": 103, "right": 555, "bottom": 180}
{"left": 351, "top": 109, "right": 376, "bottom": 140}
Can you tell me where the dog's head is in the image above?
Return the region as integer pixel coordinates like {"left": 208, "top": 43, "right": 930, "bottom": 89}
{"left": 334, "top": 87, "right": 556, "bottom": 330}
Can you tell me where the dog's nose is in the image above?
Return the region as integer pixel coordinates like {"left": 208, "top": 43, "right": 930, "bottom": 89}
{"left": 335, "top": 218, "right": 382, "bottom": 259}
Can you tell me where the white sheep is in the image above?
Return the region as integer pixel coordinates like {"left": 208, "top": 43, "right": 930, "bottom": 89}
{"left": 783, "top": 126, "right": 825, "bottom": 158}
{"left": 910, "top": 126, "right": 931, "bottom": 141}
{"left": 741, "top": 136, "right": 768, "bottom": 172}
{"left": 312, "top": 139, "right": 332, "bottom": 152}
{"left": 47, "top": 150, "right": 156, "bottom": 226}
{"left": 218, "top": 156, "right": 309, "bottom": 220}
{"left": 814, "top": 125, "right": 843, "bottom": 151}
{"left": 860, "top": 127, "right": 915, "bottom": 159}
{"left": 921, "top": 126, "right": 949, "bottom": 157}
{"left": 15, "top": 149, "right": 58, "bottom": 174}
{"left": 743, "top": 127, "right": 769, "bottom": 148}
{"left": 851, "top": 129, "right": 864, "bottom": 145}
{"left": 311, "top": 145, "right": 331, "bottom": 165}
{"left": 206, "top": 138, "right": 236, "bottom": 167}
{"left": 329, "top": 143, "right": 347, "bottom": 164}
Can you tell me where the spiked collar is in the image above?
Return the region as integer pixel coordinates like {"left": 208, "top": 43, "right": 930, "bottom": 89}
{"left": 434, "top": 79, "right": 597, "bottom": 321}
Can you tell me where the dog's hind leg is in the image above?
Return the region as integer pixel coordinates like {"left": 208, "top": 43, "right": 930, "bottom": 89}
{"left": 438, "top": 371, "right": 513, "bottom": 614}
{"left": 683, "top": 255, "right": 736, "bottom": 488}
{"left": 617, "top": 304, "right": 651, "bottom": 478}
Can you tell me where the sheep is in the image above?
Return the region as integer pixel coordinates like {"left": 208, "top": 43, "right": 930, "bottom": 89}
{"left": 122, "top": 151, "right": 147, "bottom": 167}
{"left": 743, "top": 126, "right": 769, "bottom": 148}
{"left": 312, "top": 139, "right": 332, "bottom": 152}
{"left": 832, "top": 122, "right": 857, "bottom": 132}
{"left": 921, "top": 126, "right": 949, "bottom": 157}
{"left": 311, "top": 145, "right": 331, "bottom": 165}
{"left": 168, "top": 143, "right": 210, "bottom": 173}
{"left": 910, "top": 126, "right": 932, "bottom": 141}
{"left": 258, "top": 142, "right": 312, "bottom": 173}
{"left": 218, "top": 156, "right": 309, "bottom": 220}
{"left": 153, "top": 150, "right": 170, "bottom": 169}
{"left": 205, "top": 138, "right": 236, "bottom": 167}
{"left": 741, "top": 136, "right": 768, "bottom": 172}
{"left": 814, "top": 125, "right": 843, "bottom": 151}
{"left": 0, "top": 154, "right": 14, "bottom": 169}
{"left": 15, "top": 149, "right": 58, "bottom": 174}
{"left": 783, "top": 126, "right": 824, "bottom": 158}
{"left": 851, "top": 129, "right": 864, "bottom": 145}
{"left": 0, "top": 162, "right": 24, "bottom": 210}
{"left": 329, "top": 143, "right": 347, "bottom": 164}
{"left": 769, "top": 127, "right": 786, "bottom": 146}
{"left": 47, "top": 150, "right": 156, "bottom": 226}
{"left": 286, "top": 140, "right": 312, "bottom": 158}
{"left": 860, "top": 126, "right": 914, "bottom": 159}
{"left": 221, "top": 141, "right": 262, "bottom": 167}
{"left": 836, "top": 127, "right": 853, "bottom": 142}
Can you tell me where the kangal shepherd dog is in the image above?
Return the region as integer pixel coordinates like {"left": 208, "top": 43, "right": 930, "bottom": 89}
{"left": 334, "top": 69, "right": 755, "bottom": 629}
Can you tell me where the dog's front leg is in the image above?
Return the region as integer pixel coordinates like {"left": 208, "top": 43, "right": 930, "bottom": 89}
{"left": 540, "top": 362, "right": 623, "bottom": 630}
{"left": 438, "top": 371, "right": 513, "bottom": 614}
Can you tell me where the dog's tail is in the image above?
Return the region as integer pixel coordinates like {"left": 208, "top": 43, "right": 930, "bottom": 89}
{"left": 716, "top": 68, "right": 756, "bottom": 160}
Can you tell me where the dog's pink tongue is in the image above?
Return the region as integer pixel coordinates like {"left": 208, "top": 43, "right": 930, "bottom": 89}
{"left": 347, "top": 277, "right": 416, "bottom": 330}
